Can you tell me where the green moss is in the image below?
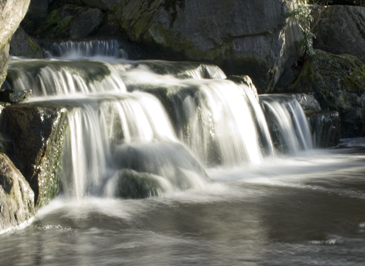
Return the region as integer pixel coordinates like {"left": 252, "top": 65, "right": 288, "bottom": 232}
{"left": 54, "top": 16, "right": 73, "bottom": 35}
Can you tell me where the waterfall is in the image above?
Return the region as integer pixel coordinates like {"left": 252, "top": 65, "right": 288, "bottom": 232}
{"left": 46, "top": 40, "right": 128, "bottom": 59}
{"left": 3, "top": 40, "right": 315, "bottom": 198}
{"left": 260, "top": 94, "right": 313, "bottom": 154}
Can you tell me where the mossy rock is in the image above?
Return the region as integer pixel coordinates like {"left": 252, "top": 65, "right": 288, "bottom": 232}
{"left": 288, "top": 49, "right": 365, "bottom": 138}
{"left": 114, "top": 170, "right": 167, "bottom": 199}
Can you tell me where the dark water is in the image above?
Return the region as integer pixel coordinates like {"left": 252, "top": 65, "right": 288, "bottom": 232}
{"left": 1, "top": 141, "right": 365, "bottom": 266}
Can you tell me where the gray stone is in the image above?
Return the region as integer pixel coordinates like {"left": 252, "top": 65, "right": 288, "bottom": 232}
{"left": 288, "top": 49, "right": 365, "bottom": 138}
{"left": 0, "top": 0, "right": 31, "bottom": 87}
{"left": 0, "top": 105, "right": 68, "bottom": 209}
{"left": 312, "top": 5, "right": 365, "bottom": 63}
{"left": 10, "top": 27, "right": 43, "bottom": 58}
{"left": 113, "top": 0, "right": 303, "bottom": 92}
{"left": 0, "top": 153, "right": 35, "bottom": 232}
{"left": 70, "top": 8, "right": 104, "bottom": 39}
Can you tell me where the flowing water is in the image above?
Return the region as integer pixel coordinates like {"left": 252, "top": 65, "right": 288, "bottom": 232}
{"left": 1, "top": 41, "right": 365, "bottom": 266}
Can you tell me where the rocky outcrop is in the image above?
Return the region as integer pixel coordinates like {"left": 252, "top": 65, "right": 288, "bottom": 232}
{"left": 312, "top": 5, "right": 365, "bottom": 63}
{"left": 0, "top": 105, "right": 68, "bottom": 209}
{"left": 113, "top": 0, "right": 302, "bottom": 92}
{"left": 35, "top": 5, "right": 104, "bottom": 40}
{"left": 0, "top": 0, "right": 31, "bottom": 87}
{"left": 288, "top": 50, "right": 365, "bottom": 138}
{"left": 10, "top": 27, "right": 43, "bottom": 58}
{"left": 0, "top": 153, "right": 35, "bottom": 232}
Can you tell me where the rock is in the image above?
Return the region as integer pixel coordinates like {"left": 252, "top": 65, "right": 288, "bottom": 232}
{"left": 113, "top": 170, "right": 168, "bottom": 199}
{"left": 305, "top": 110, "right": 341, "bottom": 148}
{"left": 0, "top": 153, "right": 35, "bottom": 232}
{"left": 0, "top": 105, "right": 68, "bottom": 209}
{"left": 112, "top": 142, "right": 209, "bottom": 193}
{"left": 34, "top": 5, "right": 104, "bottom": 40}
{"left": 0, "top": 88, "right": 32, "bottom": 103}
{"left": 96, "top": 12, "right": 122, "bottom": 38}
{"left": 288, "top": 49, "right": 365, "bottom": 138}
{"left": 70, "top": 8, "right": 104, "bottom": 39}
{"left": 22, "top": 0, "right": 49, "bottom": 31}
{"left": 0, "top": 0, "right": 31, "bottom": 87}
{"left": 77, "top": 0, "right": 120, "bottom": 11}
{"left": 291, "top": 93, "right": 321, "bottom": 111}
{"left": 10, "top": 27, "right": 43, "bottom": 58}
{"left": 312, "top": 5, "right": 365, "bottom": 63}
{"left": 113, "top": 0, "right": 302, "bottom": 92}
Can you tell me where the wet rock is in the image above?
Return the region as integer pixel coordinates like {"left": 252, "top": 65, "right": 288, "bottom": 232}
{"left": 10, "top": 27, "right": 43, "bottom": 58}
{"left": 69, "top": 8, "right": 104, "bottom": 39}
{"left": 113, "top": 170, "right": 167, "bottom": 199}
{"left": 113, "top": 0, "right": 302, "bottom": 92}
{"left": 291, "top": 93, "right": 321, "bottom": 111}
{"left": 288, "top": 50, "right": 365, "bottom": 138}
{"left": 0, "top": 153, "right": 35, "bottom": 232}
{"left": 312, "top": 5, "right": 365, "bottom": 64}
{"left": 0, "top": 88, "right": 32, "bottom": 104}
{"left": 0, "top": 105, "right": 68, "bottom": 209}
{"left": 305, "top": 110, "right": 341, "bottom": 148}
{"left": 0, "top": 0, "right": 31, "bottom": 86}
{"left": 112, "top": 142, "right": 209, "bottom": 194}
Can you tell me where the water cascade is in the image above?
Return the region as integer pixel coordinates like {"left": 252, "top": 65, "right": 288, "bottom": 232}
{"left": 260, "top": 94, "right": 313, "bottom": 154}
{"left": 4, "top": 41, "right": 315, "bottom": 199}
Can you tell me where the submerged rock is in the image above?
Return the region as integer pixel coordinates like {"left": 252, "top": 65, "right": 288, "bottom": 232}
{"left": 114, "top": 170, "right": 168, "bottom": 199}
{"left": 0, "top": 105, "right": 68, "bottom": 209}
{"left": 112, "top": 142, "right": 208, "bottom": 197}
{"left": 0, "top": 153, "right": 35, "bottom": 232}
{"left": 113, "top": 0, "right": 302, "bottom": 92}
{"left": 312, "top": 5, "right": 365, "bottom": 64}
{"left": 288, "top": 50, "right": 365, "bottom": 138}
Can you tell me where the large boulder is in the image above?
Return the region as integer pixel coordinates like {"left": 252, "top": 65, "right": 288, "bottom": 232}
{"left": 312, "top": 5, "right": 365, "bottom": 63}
{"left": 10, "top": 27, "right": 43, "bottom": 58}
{"left": 113, "top": 0, "right": 302, "bottom": 92}
{"left": 0, "top": 0, "right": 31, "bottom": 87}
{"left": 0, "top": 153, "right": 35, "bottom": 231}
{"left": 288, "top": 50, "right": 365, "bottom": 138}
{"left": 0, "top": 105, "right": 68, "bottom": 209}
{"left": 22, "top": 0, "right": 49, "bottom": 31}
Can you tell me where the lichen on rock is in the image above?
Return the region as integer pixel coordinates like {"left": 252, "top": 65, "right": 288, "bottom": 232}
{"left": 288, "top": 49, "right": 365, "bottom": 138}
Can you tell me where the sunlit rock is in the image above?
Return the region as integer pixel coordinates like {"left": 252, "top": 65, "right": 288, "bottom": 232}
{"left": 0, "top": 153, "right": 35, "bottom": 232}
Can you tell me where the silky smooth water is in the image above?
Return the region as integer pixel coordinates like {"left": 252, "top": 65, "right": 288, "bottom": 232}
{"left": 1, "top": 142, "right": 365, "bottom": 266}
{"left": 2, "top": 41, "right": 365, "bottom": 265}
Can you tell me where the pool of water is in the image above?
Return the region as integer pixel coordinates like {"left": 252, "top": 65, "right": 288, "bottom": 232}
{"left": 1, "top": 142, "right": 365, "bottom": 266}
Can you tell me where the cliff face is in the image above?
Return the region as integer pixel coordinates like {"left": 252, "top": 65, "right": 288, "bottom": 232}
{"left": 113, "top": 0, "right": 303, "bottom": 92}
{"left": 0, "top": 0, "right": 31, "bottom": 86}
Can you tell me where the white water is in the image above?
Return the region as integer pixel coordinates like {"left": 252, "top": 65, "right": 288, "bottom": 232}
{"left": 5, "top": 41, "right": 314, "bottom": 198}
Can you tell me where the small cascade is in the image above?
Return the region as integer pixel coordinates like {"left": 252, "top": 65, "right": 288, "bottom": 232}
{"left": 129, "top": 78, "right": 274, "bottom": 166}
{"left": 6, "top": 59, "right": 127, "bottom": 97}
{"left": 59, "top": 92, "right": 206, "bottom": 198}
{"left": 260, "top": 94, "right": 313, "bottom": 154}
{"left": 3, "top": 52, "right": 316, "bottom": 199}
{"left": 46, "top": 40, "right": 127, "bottom": 58}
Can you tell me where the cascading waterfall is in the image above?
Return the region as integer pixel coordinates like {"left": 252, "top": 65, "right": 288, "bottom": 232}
{"left": 45, "top": 40, "right": 128, "bottom": 58}
{"left": 4, "top": 40, "right": 314, "bottom": 199}
{"left": 260, "top": 94, "right": 313, "bottom": 154}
